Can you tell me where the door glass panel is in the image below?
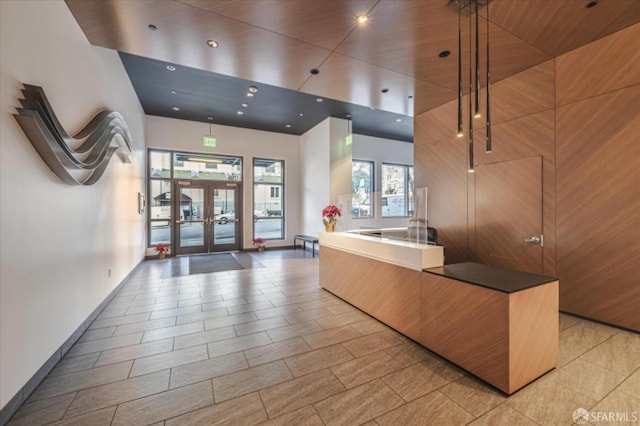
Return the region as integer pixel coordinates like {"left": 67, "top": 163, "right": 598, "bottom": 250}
{"left": 179, "top": 187, "right": 205, "bottom": 247}
{"left": 149, "top": 180, "right": 172, "bottom": 245}
{"left": 214, "top": 188, "right": 236, "bottom": 245}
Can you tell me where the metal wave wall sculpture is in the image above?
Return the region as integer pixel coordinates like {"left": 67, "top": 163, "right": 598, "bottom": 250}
{"left": 13, "top": 84, "right": 133, "bottom": 185}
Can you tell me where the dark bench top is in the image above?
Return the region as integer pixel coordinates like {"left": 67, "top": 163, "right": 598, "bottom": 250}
{"left": 423, "top": 262, "right": 557, "bottom": 294}
{"left": 294, "top": 235, "right": 319, "bottom": 242}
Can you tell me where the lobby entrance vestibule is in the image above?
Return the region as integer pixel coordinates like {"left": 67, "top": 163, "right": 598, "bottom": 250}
{"left": 148, "top": 150, "right": 243, "bottom": 255}
{"left": 174, "top": 181, "right": 241, "bottom": 255}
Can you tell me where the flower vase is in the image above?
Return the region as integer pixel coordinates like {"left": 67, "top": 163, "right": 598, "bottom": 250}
{"left": 158, "top": 252, "right": 166, "bottom": 260}
{"left": 324, "top": 219, "right": 337, "bottom": 232}
{"left": 257, "top": 245, "right": 265, "bottom": 253}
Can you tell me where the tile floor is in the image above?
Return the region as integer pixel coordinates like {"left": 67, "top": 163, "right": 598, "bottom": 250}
{"left": 8, "top": 250, "right": 639, "bottom": 425}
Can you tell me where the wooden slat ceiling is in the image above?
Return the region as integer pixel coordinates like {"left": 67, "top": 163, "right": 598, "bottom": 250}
{"left": 65, "top": 0, "right": 640, "bottom": 116}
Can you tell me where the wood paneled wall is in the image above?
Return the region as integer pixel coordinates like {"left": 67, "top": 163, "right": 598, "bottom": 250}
{"left": 414, "top": 23, "right": 640, "bottom": 331}
{"left": 414, "top": 60, "right": 555, "bottom": 270}
{"left": 555, "top": 24, "right": 640, "bottom": 331}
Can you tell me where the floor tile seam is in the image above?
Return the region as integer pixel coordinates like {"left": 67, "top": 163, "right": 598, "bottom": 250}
{"left": 54, "top": 403, "right": 117, "bottom": 425}
{"left": 616, "top": 385, "right": 640, "bottom": 402}
{"left": 61, "top": 377, "right": 171, "bottom": 422}
{"left": 577, "top": 345, "right": 640, "bottom": 376}
{"left": 561, "top": 355, "right": 631, "bottom": 383}
{"left": 43, "top": 353, "right": 135, "bottom": 381}
{"left": 92, "top": 340, "right": 175, "bottom": 368}
{"left": 503, "top": 398, "right": 548, "bottom": 425}
{"left": 597, "top": 331, "right": 640, "bottom": 352}
{"left": 613, "top": 364, "right": 640, "bottom": 391}
{"left": 141, "top": 321, "right": 206, "bottom": 343}
{"left": 311, "top": 379, "right": 400, "bottom": 424}
{"left": 435, "top": 388, "right": 480, "bottom": 420}
{"left": 15, "top": 392, "right": 78, "bottom": 425}
{"left": 29, "top": 363, "right": 134, "bottom": 404}
{"left": 260, "top": 369, "right": 349, "bottom": 420}
{"left": 76, "top": 329, "right": 118, "bottom": 344}
{"left": 505, "top": 378, "right": 600, "bottom": 414}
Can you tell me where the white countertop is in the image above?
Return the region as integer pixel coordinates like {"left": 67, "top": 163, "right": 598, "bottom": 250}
{"left": 319, "top": 231, "right": 444, "bottom": 271}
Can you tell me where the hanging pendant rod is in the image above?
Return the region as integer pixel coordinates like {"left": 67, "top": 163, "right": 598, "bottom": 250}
{"left": 485, "top": 0, "right": 492, "bottom": 153}
{"left": 474, "top": 0, "right": 480, "bottom": 118}
{"left": 468, "top": 3, "right": 474, "bottom": 173}
{"left": 457, "top": 0, "right": 463, "bottom": 138}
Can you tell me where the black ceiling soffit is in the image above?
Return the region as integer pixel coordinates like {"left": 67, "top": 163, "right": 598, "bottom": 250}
{"left": 119, "top": 52, "right": 413, "bottom": 143}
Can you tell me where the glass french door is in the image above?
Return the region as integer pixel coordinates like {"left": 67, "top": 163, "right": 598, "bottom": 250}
{"left": 174, "top": 181, "right": 241, "bottom": 255}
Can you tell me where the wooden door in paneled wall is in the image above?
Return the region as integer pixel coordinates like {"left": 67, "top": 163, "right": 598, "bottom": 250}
{"left": 475, "top": 157, "right": 543, "bottom": 274}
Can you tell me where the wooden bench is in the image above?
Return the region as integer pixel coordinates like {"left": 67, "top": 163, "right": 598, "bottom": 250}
{"left": 293, "top": 235, "right": 319, "bottom": 257}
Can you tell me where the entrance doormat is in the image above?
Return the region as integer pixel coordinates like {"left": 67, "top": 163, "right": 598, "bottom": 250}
{"left": 189, "top": 254, "right": 245, "bottom": 275}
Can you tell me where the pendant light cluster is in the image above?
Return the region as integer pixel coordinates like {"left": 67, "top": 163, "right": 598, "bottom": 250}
{"left": 455, "top": 0, "right": 492, "bottom": 173}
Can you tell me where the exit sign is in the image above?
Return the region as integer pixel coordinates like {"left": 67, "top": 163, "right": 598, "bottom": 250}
{"left": 203, "top": 136, "right": 217, "bottom": 147}
{"left": 345, "top": 134, "right": 353, "bottom": 146}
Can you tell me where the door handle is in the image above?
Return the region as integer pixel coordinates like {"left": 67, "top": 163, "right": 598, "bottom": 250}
{"left": 524, "top": 235, "right": 543, "bottom": 246}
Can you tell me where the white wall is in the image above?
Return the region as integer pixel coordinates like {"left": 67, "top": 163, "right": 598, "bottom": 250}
{"left": 0, "top": 0, "right": 146, "bottom": 410}
{"left": 347, "top": 134, "right": 414, "bottom": 230}
{"left": 145, "top": 116, "right": 301, "bottom": 249}
{"left": 300, "top": 119, "right": 330, "bottom": 236}
{"left": 329, "top": 118, "right": 352, "bottom": 233}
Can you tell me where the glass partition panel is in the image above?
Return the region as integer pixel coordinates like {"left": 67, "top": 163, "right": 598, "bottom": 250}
{"left": 173, "top": 153, "right": 242, "bottom": 181}
{"left": 253, "top": 158, "right": 284, "bottom": 240}
{"left": 254, "top": 158, "right": 283, "bottom": 184}
{"left": 149, "top": 179, "right": 172, "bottom": 245}
{"left": 150, "top": 151, "right": 171, "bottom": 178}
{"left": 382, "top": 163, "right": 409, "bottom": 217}
{"left": 352, "top": 160, "right": 373, "bottom": 218}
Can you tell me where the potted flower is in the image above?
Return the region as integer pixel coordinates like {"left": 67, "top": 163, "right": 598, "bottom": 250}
{"left": 154, "top": 243, "right": 170, "bottom": 259}
{"left": 322, "top": 205, "right": 342, "bottom": 232}
{"left": 253, "top": 238, "right": 266, "bottom": 252}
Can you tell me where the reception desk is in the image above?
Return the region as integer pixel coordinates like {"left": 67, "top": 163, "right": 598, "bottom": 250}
{"left": 319, "top": 231, "right": 443, "bottom": 341}
{"left": 319, "top": 232, "right": 558, "bottom": 394}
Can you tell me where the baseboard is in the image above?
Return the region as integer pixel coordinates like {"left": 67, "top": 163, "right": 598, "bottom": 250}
{"left": 0, "top": 259, "right": 144, "bottom": 426}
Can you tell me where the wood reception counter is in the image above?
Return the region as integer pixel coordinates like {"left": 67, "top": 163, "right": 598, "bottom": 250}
{"left": 319, "top": 232, "right": 558, "bottom": 394}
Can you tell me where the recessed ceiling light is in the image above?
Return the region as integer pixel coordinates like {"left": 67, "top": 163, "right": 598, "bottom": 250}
{"left": 166, "top": 65, "right": 176, "bottom": 71}
{"left": 408, "top": 95, "right": 414, "bottom": 99}
{"left": 396, "top": 118, "right": 402, "bottom": 122}
{"left": 241, "top": 103, "right": 248, "bottom": 108}
{"left": 586, "top": 1, "right": 598, "bottom": 7}
{"left": 249, "top": 86, "right": 258, "bottom": 93}
{"left": 207, "top": 116, "right": 214, "bottom": 120}
{"left": 316, "top": 98, "right": 323, "bottom": 102}
{"left": 172, "top": 107, "right": 180, "bottom": 111}
{"left": 206, "top": 39, "right": 219, "bottom": 48}
{"left": 299, "top": 113, "right": 304, "bottom": 117}
{"left": 246, "top": 93, "right": 254, "bottom": 97}
{"left": 310, "top": 68, "right": 320, "bottom": 75}
{"left": 286, "top": 124, "right": 292, "bottom": 128}
{"left": 346, "top": 114, "right": 352, "bottom": 118}
{"left": 148, "top": 24, "right": 157, "bottom": 31}
{"left": 356, "top": 15, "right": 368, "bottom": 25}
{"left": 237, "top": 111, "right": 244, "bottom": 115}
{"left": 381, "top": 88, "right": 389, "bottom": 93}
{"left": 170, "top": 90, "right": 176, "bottom": 94}
{"left": 438, "top": 50, "right": 451, "bottom": 58}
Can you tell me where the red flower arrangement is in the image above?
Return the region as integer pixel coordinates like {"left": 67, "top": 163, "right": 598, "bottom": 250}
{"left": 252, "top": 238, "right": 266, "bottom": 246}
{"left": 322, "top": 205, "right": 342, "bottom": 221}
{"left": 154, "top": 243, "right": 170, "bottom": 254}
